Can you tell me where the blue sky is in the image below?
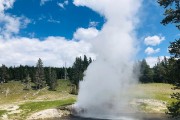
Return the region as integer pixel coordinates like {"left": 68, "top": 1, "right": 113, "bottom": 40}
{"left": 0, "top": 0, "right": 179, "bottom": 67}
{"left": 6, "top": 0, "right": 104, "bottom": 39}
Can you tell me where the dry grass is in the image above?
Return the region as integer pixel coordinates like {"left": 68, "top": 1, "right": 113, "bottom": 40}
{"left": 0, "top": 80, "right": 75, "bottom": 105}
{"left": 135, "top": 83, "right": 179, "bottom": 103}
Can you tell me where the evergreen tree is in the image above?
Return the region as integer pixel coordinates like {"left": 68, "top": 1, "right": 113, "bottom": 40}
{"left": 48, "top": 68, "right": 58, "bottom": 90}
{"left": 83, "top": 55, "right": 89, "bottom": 71}
{"left": 89, "top": 57, "right": 92, "bottom": 64}
{"left": 166, "top": 40, "right": 180, "bottom": 118}
{"left": 158, "top": 0, "right": 180, "bottom": 29}
{"left": 69, "top": 55, "right": 93, "bottom": 94}
{"left": 160, "top": 57, "right": 170, "bottom": 83}
{"left": 24, "top": 74, "right": 31, "bottom": 90}
{"left": 158, "top": 0, "right": 180, "bottom": 118}
{"left": 8, "top": 66, "right": 15, "bottom": 80}
{"left": 139, "top": 59, "right": 153, "bottom": 83}
{"left": 69, "top": 57, "right": 84, "bottom": 94}
{"left": 0, "top": 64, "right": 9, "bottom": 83}
{"left": 153, "top": 57, "right": 165, "bottom": 83}
{"left": 35, "top": 58, "right": 46, "bottom": 89}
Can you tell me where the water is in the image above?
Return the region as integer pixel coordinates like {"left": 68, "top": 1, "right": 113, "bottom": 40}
{"left": 44, "top": 114, "right": 174, "bottom": 120}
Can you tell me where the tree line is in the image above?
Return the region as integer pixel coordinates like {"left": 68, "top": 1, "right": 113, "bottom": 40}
{"left": 138, "top": 56, "right": 178, "bottom": 84}
{"left": 0, "top": 55, "right": 178, "bottom": 87}
{"left": 0, "top": 55, "right": 92, "bottom": 91}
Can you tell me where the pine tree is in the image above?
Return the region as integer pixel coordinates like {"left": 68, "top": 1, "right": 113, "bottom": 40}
{"left": 139, "top": 59, "right": 153, "bottom": 83}
{"left": 48, "top": 68, "right": 58, "bottom": 91}
{"left": 89, "top": 57, "right": 92, "bottom": 64}
{"left": 166, "top": 40, "right": 180, "bottom": 118}
{"left": 69, "top": 57, "right": 83, "bottom": 93}
{"left": 158, "top": 0, "right": 180, "bottom": 29}
{"left": 83, "top": 55, "right": 89, "bottom": 71}
{"left": 0, "top": 64, "right": 9, "bottom": 83}
{"left": 35, "top": 58, "right": 46, "bottom": 89}
{"left": 153, "top": 57, "right": 166, "bottom": 83}
{"left": 24, "top": 74, "right": 31, "bottom": 90}
{"left": 158, "top": 0, "right": 180, "bottom": 118}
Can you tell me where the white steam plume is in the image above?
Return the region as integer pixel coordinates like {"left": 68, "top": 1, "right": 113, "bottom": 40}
{"left": 73, "top": 0, "right": 142, "bottom": 119}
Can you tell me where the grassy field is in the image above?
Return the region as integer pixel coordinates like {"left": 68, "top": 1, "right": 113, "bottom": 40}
{"left": 0, "top": 80, "right": 75, "bottom": 105}
{"left": 18, "top": 98, "right": 76, "bottom": 119}
{"left": 135, "top": 83, "right": 179, "bottom": 103}
{"left": 0, "top": 80, "right": 76, "bottom": 119}
{"left": 0, "top": 80, "right": 179, "bottom": 119}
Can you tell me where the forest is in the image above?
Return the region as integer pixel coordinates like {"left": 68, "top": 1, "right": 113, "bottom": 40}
{"left": 0, "top": 55, "right": 92, "bottom": 91}
{"left": 0, "top": 54, "right": 178, "bottom": 89}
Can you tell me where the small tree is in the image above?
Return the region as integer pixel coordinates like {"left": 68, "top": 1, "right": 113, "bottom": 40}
{"left": 48, "top": 68, "right": 58, "bottom": 91}
{"left": 24, "top": 74, "right": 31, "bottom": 90}
{"left": 35, "top": 58, "right": 46, "bottom": 89}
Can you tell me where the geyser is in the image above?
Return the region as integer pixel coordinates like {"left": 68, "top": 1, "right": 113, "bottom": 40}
{"left": 73, "top": 0, "right": 142, "bottom": 119}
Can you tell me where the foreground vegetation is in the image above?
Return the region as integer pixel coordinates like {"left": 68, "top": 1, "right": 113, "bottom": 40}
{"left": 0, "top": 80, "right": 76, "bottom": 119}
{"left": 0, "top": 79, "right": 179, "bottom": 119}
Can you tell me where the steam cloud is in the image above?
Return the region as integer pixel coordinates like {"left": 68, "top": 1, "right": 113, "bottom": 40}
{"left": 73, "top": 0, "right": 142, "bottom": 119}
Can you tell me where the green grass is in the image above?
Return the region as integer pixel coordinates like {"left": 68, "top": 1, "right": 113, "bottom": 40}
{"left": 0, "top": 80, "right": 76, "bottom": 119}
{"left": 135, "top": 83, "right": 179, "bottom": 103}
{"left": 56, "top": 79, "right": 72, "bottom": 92}
{"left": 18, "top": 98, "right": 76, "bottom": 119}
{"left": 0, "top": 110, "right": 7, "bottom": 117}
{"left": 20, "top": 98, "right": 76, "bottom": 111}
{"left": 0, "top": 80, "right": 74, "bottom": 104}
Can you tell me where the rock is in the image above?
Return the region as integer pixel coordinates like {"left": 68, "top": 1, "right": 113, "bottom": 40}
{"left": 1, "top": 114, "right": 8, "bottom": 120}
{"left": 27, "top": 109, "right": 62, "bottom": 120}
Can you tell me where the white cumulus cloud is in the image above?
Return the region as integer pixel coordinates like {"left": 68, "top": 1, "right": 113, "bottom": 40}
{"left": 144, "top": 35, "right": 165, "bottom": 46}
{"left": 73, "top": 27, "right": 99, "bottom": 41}
{"left": 0, "top": 1, "right": 97, "bottom": 67}
{"left": 0, "top": 0, "right": 15, "bottom": 12}
{"left": 145, "top": 47, "right": 160, "bottom": 55}
{"left": 0, "top": 0, "right": 30, "bottom": 39}
{"left": 0, "top": 36, "right": 96, "bottom": 67}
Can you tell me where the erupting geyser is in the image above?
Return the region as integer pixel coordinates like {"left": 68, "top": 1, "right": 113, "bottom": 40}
{"left": 73, "top": 0, "right": 142, "bottom": 119}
